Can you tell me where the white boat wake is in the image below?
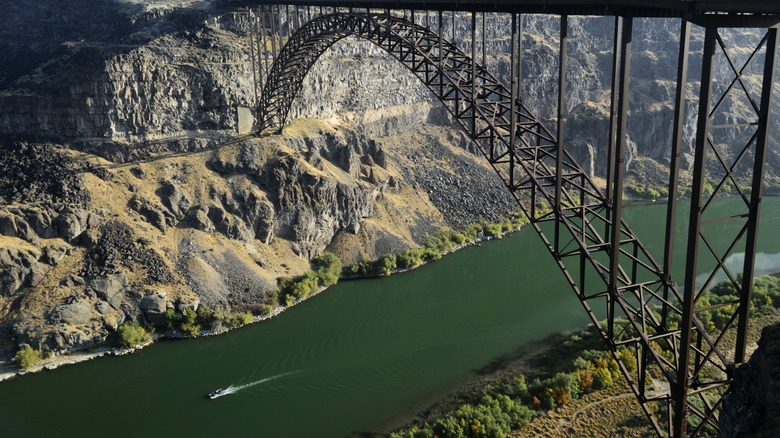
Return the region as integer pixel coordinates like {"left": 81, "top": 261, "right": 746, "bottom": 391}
{"left": 217, "top": 371, "right": 298, "bottom": 397}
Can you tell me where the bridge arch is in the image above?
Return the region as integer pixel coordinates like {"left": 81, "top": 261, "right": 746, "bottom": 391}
{"left": 258, "top": 12, "right": 598, "bottom": 217}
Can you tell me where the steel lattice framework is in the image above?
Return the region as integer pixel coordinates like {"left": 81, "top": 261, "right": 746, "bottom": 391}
{"left": 245, "top": 6, "right": 779, "bottom": 437}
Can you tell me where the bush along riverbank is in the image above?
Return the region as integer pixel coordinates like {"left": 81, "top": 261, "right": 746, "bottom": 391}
{"left": 0, "top": 212, "right": 529, "bottom": 380}
{"left": 389, "top": 272, "right": 780, "bottom": 438}
{"left": 344, "top": 212, "right": 530, "bottom": 278}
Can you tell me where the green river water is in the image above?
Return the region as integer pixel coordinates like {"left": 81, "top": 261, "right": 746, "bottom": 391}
{"left": 2, "top": 197, "right": 779, "bottom": 438}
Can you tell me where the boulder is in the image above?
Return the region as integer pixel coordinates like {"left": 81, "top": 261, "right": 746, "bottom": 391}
{"left": 0, "top": 212, "right": 18, "bottom": 237}
{"left": 0, "top": 246, "right": 43, "bottom": 297}
{"left": 53, "top": 300, "right": 94, "bottom": 326}
{"left": 89, "top": 273, "right": 127, "bottom": 308}
{"left": 140, "top": 292, "right": 167, "bottom": 325}
{"left": 158, "top": 183, "right": 192, "bottom": 216}
{"left": 60, "top": 274, "right": 85, "bottom": 288}
{"left": 129, "top": 195, "right": 172, "bottom": 232}
{"left": 14, "top": 216, "right": 38, "bottom": 243}
{"left": 40, "top": 245, "right": 69, "bottom": 265}
{"left": 190, "top": 208, "right": 214, "bottom": 232}
{"left": 175, "top": 298, "right": 200, "bottom": 313}
{"left": 55, "top": 209, "right": 85, "bottom": 242}
{"left": 77, "top": 229, "right": 100, "bottom": 249}
{"left": 22, "top": 207, "right": 56, "bottom": 238}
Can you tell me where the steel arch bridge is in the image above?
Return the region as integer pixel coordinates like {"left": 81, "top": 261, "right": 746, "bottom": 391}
{"left": 242, "top": 4, "right": 780, "bottom": 437}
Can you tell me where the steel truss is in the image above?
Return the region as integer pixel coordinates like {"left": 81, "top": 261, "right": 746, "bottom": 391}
{"left": 252, "top": 8, "right": 778, "bottom": 437}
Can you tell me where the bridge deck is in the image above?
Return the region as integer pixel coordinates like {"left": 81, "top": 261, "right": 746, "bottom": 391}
{"left": 232, "top": 0, "right": 780, "bottom": 18}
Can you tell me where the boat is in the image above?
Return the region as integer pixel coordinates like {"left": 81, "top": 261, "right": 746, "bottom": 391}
{"left": 208, "top": 388, "right": 228, "bottom": 399}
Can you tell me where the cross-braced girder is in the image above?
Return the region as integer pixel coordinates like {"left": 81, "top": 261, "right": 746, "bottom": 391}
{"left": 250, "top": 8, "right": 779, "bottom": 437}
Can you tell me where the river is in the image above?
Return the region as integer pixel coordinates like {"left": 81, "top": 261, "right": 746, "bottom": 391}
{"left": 1, "top": 197, "right": 779, "bottom": 438}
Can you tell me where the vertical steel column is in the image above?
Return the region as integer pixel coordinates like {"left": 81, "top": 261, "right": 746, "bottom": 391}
{"left": 294, "top": 5, "right": 300, "bottom": 32}
{"left": 452, "top": 11, "right": 458, "bottom": 115}
{"left": 662, "top": 20, "right": 690, "bottom": 330}
{"left": 676, "top": 26, "right": 717, "bottom": 438}
{"left": 510, "top": 13, "right": 518, "bottom": 189}
{"left": 472, "top": 12, "right": 477, "bottom": 136}
{"left": 608, "top": 16, "right": 633, "bottom": 342}
{"left": 259, "top": 6, "right": 270, "bottom": 91}
{"left": 411, "top": 10, "right": 415, "bottom": 67}
{"left": 482, "top": 12, "right": 486, "bottom": 68}
{"left": 606, "top": 16, "right": 622, "bottom": 214}
{"left": 452, "top": 11, "right": 456, "bottom": 44}
{"left": 554, "top": 15, "right": 568, "bottom": 253}
{"left": 735, "top": 27, "right": 778, "bottom": 364}
{"left": 286, "top": 4, "right": 291, "bottom": 35}
{"left": 517, "top": 14, "right": 523, "bottom": 102}
{"left": 438, "top": 11, "right": 444, "bottom": 99}
{"left": 270, "top": 5, "right": 278, "bottom": 61}
{"left": 248, "top": 8, "right": 259, "bottom": 107}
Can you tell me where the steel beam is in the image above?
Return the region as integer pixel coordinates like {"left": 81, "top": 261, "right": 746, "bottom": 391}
{"left": 472, "top": 12, "right": 477, "bottom": 136}
{"left": 510, "top": 13, "right": 518, "bottom": 188}
{"left": 662, "top": 20, "right": 689, "bottom": 332}
{"left": 554, "top": 14, "right": 568, "bottom": 253}
{"left": 609, "top": 16, "right": 632, "bottom": 343}
{"left": 735, "top": 27, "right": 778, "bottom": 363}
{"left": 677, "top": 26, "right": 716, "bottom": 438}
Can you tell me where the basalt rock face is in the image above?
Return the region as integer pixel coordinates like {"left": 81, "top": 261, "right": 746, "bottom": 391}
{"left": 719, "top": 322, "right": 780, "bottom": 438}
{"left": 206, "top": 131, "right": 383, "bottom": 259}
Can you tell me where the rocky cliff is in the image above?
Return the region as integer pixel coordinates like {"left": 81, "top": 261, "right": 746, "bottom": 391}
{"left": 0, "top": 111, "right": 515, "bottom": 359}
{"left": 719, "top": 322, "right": 780, "bottom": 438}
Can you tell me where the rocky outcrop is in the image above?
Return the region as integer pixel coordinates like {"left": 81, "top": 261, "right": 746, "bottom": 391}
{"left": 719, "top": 323, "right": 780, "bottom": 438}
{"left": 140, "top": 292, "right": 168, "bottom": 326}
{"left": 0, "top": 246, "right": 44, "bottom": 297}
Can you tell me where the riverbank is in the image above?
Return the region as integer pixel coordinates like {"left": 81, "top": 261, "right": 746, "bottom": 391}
{"left": 387, "top": 280, "right": 780, "bottom": 438}
{"left": 0, "top": 219, "right": 526, "bottom": 382}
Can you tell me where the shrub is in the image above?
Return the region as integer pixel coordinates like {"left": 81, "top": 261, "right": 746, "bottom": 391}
{"left": 259, "top": 304, "right": 274, "bottom": 316}
{"left": 576, "top": 369, "right": 594, "bottom": 393}
{"left": 238, "top": 311, "right": 253, "bottom": 325}
{"left": 513, "top": 375, "right": 529, "bottom": 399}
{"left": 116, "top": 322, "right": 151, "bottom": 348}
{"left": 265, "top": 288, "right": 279, "bottom": 306}
{"left": 551, "top": 386, "right": 571, "bottom": 406}
{"left": 397, "top": 248, "right": 423, "bottom": 269}
{"left": 484, "top": 223, "right": 502, "bottom": 237}
{"left": 13, "top": 345, "right": 43, "bottom": 370}
{"left": 348, "top": 259, "right": 375, "bottom": 276}
{"left": 196, "top": 307, "right": 213, "bottom": 325}
{"left": 572, "top": 356, "right": 591, "bottom": 371}
{"left": 592, "top": 361, "right": 613, "bottom": 389}
{"left": 618, "top": 348, "right": 637, "bottom": 372}
{"left": 163, "top": 308, "right": 179, "bottom": 330}
{"left": 312, "top": 252, "right": 341, "bottom": 286}
{"left": 180, "top": 321, "right": 200, "bottom": 336}
{"left": 376, "top": 253, "right": 397, "bottom": 276}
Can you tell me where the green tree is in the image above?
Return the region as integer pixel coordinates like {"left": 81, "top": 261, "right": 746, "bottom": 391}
{"left": 13, "top": 345, "right": 43, "bottom": 370}
{"left": 312, "top": 252, "right": 342, "bottom": 286}
{"left": 376, "top": 253, "right": 397, "bottom": 276}
{"left": 116, "top": 321, "right": 152, "bottom": 348}
{"left": 163, "top": 308, "right": 179, "bottom": 330}
{"left": 180, "top": 308, "right": 200, "bottom": 336}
